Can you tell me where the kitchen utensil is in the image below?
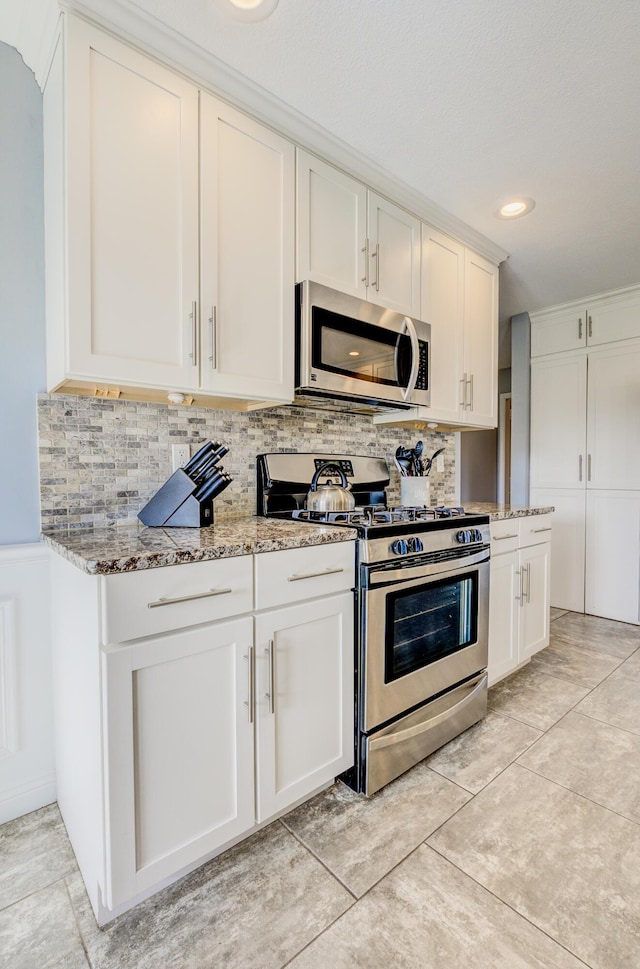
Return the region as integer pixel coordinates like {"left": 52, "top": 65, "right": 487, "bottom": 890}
{"left": 306, "top": 462, "right": 355, "bottom": 513}
{"left": 184, "top": 441, "right": 216, "bottom": 475}
{"left": 424, "top": 447, "right": 445, "bottom": 476}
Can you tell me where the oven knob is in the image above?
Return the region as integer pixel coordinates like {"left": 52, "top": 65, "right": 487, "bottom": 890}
{"left": 391, "top": 539, "right": 408, "bottom": 555}
{"left": 456, "top": 529, "right": 471, "bottom": 544}
{"left": 407, "top": 537, "right": 423, "bottom": 553}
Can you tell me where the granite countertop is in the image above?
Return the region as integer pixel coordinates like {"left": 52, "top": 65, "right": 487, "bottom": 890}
{"left": 42, "top": 517, "right": 357, "bottom": 576}
{"left": 464, "top": 502, "right": 554, "bottom": 521}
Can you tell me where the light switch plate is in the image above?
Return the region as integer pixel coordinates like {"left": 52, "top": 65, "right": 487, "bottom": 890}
{"left": 436, "top": 453, "right": 445, "bottom": 473}
{"left": 171, "top": 444, "right": 191, "bottom": 472}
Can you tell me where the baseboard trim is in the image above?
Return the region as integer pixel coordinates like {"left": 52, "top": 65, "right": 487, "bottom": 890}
{"left": 0, "top": 773, "right": 57, "bottom": 825}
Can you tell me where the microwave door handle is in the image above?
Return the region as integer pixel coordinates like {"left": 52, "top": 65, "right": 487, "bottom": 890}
{"left": 401, "top": 316, "right": 420, "bottom": 401}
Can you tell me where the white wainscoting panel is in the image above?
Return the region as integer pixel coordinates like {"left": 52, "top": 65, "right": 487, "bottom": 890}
{"left": 0, "top": 543, "right": 56, "bottom": 823}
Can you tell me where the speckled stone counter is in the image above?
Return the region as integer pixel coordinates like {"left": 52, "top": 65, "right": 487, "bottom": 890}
{"left": 463, "top": 502, "right": 554, "bottom": 521}
{"left": 42, "top": 517, "right": 356, "bottom": 575}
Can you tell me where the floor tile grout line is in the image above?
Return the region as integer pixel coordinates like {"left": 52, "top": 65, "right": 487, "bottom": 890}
{"left": 63, "top": 874, "right": 93, "bottom": 968}
{"left": 424, "top": 840, "right": 595, "bottom": 969}
{"left": 514, "top": 761, "right": 640, "bottom": 828}
{"left": 277, "top": 817, "right": 359, "bottom": 900}
{"left": 0, "top": 868, "right": 78, "bottom": 916}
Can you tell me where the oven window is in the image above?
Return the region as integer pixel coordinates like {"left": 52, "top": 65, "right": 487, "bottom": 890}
{"left": 311, "top": 306, "right": 412, "bottom": 387}
{"left": 384, "top": 572, "right": 478, "bottom": 682}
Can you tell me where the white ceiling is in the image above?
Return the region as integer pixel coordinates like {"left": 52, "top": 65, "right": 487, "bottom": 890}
{"left": 4, "top": 0, "right": 640, "bottom": 364}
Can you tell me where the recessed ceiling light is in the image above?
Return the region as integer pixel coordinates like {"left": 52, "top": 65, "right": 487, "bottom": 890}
{"left": 495, "top": 197, "right": 535, "bottom": 220}
{"left": 349, "top": 350, "right": 360, "bottom": 357}
{"left": 214, "top": 0, "right": 279, "bottom": 22}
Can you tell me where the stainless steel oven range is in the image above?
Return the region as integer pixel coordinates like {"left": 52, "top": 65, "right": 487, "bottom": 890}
{"left": 257, "top": 452, "right": 490, "bottom": 796}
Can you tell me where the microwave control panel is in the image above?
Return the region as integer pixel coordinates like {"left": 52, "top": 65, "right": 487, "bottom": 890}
{"left": 415, "top": 341, "right": 429, "bottom": 390}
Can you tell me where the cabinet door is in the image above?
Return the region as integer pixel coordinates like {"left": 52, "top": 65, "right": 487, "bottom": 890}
{"left": 530, "top": 307, "right": 587, "bottom": 357}
{"left": 200, "top": 95, "right": 295, "bottom": 402}
{"left": 65, "top": 18, "right": 200, "bottom": 388}
{"left": 488, "top": 550, "right": 520, "bottom": 685}
{"left": 586, "top": 341, "right": 640, "bottom": 490}
{"left": 102, "top": 617, "right": 254, "bottom": 908}
{"left": 585, "top": 491, "right": 640, "bottom": 624}
{"left": 462, "top": 250, "right": 498, "bottom": 426}
{"left": 421, "top": 225, "right": 465, "bottom": 423}
{"left": 296, "top": 149, "right": 367, "bottom": 298}
{"left": 530, "top": 353, "right": 587, "bottom": 488}
{"left": 530, "top": 489, "right": 586, "bottom": 613}
{"left": 367, "top": 192, "right": 421, "bottom": 317}
{"left": 519, "top": 542, "right": 551, "bottom": 660}
{"left": 587, "top": 290, "right": 640, "bottom": 346}
{"left": 254, "top": 594, "right": 354, "bottom": 822}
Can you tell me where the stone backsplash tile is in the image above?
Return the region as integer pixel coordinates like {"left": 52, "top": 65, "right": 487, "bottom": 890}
{"left": 37, "top": 395, "right": 457, "bottom": 529}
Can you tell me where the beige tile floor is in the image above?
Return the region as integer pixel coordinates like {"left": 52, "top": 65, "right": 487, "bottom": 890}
{"left": 2, "top": 609, "right": 639, "bottom": 969}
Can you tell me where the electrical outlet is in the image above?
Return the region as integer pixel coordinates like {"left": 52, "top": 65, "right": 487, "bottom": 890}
{"left": 171, "top": 444, "right": 191, "bottom": 472}
{"left": 436, "top": 452, "right": 445, "bottom": 473}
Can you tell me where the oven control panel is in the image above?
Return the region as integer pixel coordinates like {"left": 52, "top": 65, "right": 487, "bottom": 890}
{"left": 456, "top": 528, "right": 484, "bottom": 544}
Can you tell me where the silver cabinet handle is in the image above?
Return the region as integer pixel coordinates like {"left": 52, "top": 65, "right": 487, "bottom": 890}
{"left": 515, "top": 568, "right": 523, "bottom": 603}
{"left": 190, "top": 301, "right": 198, "bottom": 367}
{"left": 526, "top": 562, "right": 532, "bottom": 604}
{"left": 287, "top": 566, "right": 345, "bottom": 583}
{"left": 531, "top": 527, "right": 552, "bottom": 533}
{"left": 209, "top": 306, "right": 217, "bottom": 369}
{"left": 147, "top": 587, "right": 232, "bottom": 608}
{"left": 587, "top": 454, "right": 592, "bottom": 481}
{"left": 244, "top": 644, "right": 255, "bottom": 723}
{"left": 579, "top": 454, "right": 583, "bottom": 482}
{"left": 588, "top": 314, "right": 593, "bottom": 338}
{"left": 361, "top": 239, "right": 369, "bottom": 287}
{"left": 467, "top": 373, "right": 474, "bottom": 411}
{"left": 265, "top": 639, "right": 275, "bottom": 714}
{"left": 578, "top": 317, "right": 583, "bottom": 340}
{"left": 460, "top": 373, "right": 468, "bottom": 408}
{"left": 372, "top": 242, "right": 380, "bottom": 292}
{"left": 493, "top": 533, "right": 519, "bottom": 540}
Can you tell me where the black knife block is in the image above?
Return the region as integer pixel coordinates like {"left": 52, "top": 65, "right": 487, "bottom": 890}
{"left": 137, "top": 468, "right": 215, "bottom": 527}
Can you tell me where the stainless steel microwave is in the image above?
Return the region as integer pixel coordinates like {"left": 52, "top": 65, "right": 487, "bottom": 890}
{"left": 295, "top": 281, "right": 431, "bottom": 410}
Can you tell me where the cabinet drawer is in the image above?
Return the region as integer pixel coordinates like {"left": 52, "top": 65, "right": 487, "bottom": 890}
{"left": 255, "top": 541, "right": 355, "bottom": 610}
{"left": 490, "top": 519, "right": 520, "bottom": 553}
{"left": 101, "top": 556, "right": 253, "bottom": 644}
{"left": 520, "top": 514, "right": 552, "bottom": 547}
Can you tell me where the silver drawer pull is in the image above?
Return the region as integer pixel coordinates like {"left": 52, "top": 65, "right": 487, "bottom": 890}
{"left": 531, "top": 527, "right": 552, "bottom": 533}
{"left": 148, "top": 587, "right": 233, "bottom": 608}
{"left": 493, "top": 533, "right": 518, "bottom": 540}
{"left": 287, "top": 566, "right": 345, "bottom": 583}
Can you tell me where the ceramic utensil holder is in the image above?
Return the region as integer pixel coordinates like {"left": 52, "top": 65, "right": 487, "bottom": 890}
{"left": 400, "top": 476, "right": 430, "bottom": 507}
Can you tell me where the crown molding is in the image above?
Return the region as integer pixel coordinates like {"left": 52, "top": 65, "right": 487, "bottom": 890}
{"left": 10, "top": 0, "right": 508, "bottom": 264}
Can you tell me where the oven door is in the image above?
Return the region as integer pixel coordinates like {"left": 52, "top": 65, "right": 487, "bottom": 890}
{"left": 361, "top": 548, "right": 490, "bottom": 733}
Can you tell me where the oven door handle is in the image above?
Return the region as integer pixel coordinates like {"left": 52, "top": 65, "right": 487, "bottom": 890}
{"left": 366, "top": 547, "right": 490, "bottom": 587}
{"left": 401, "top": 316, "right": 420, "bottom": 401}
{"left": 368, "top": 673, "right": 488, "bottom": 752}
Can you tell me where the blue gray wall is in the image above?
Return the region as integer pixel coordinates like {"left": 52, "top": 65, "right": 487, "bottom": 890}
{"left": 0, "top": 42, "right": 46, "bottom": 545}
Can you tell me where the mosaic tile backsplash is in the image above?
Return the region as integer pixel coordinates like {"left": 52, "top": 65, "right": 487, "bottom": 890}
{"left": 37, "top": 395, "right": 457, "bottom": 530}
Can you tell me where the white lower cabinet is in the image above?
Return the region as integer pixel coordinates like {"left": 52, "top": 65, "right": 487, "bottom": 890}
{"left": 103, "top": 617, "right": 255, "bottom": 908}
{"left": 254, "top": 594, "right": 354, "bottom": 822}
{"left": 488, "top": 516, "right": 551, "bottom": 685}
{"left": 585, "top": 491, "right": 640, "bottom": 624}
{"left": 50, "top": 541, "right": 355, "bottom": 925}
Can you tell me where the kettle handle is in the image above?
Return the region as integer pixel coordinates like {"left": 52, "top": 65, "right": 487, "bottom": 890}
{"left": 310, "top": 462, "right": 348, "bottom": 492}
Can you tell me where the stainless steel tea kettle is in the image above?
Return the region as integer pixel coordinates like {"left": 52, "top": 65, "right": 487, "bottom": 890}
{"left": 306, "top": 462, "right": 356, "bottom": 513}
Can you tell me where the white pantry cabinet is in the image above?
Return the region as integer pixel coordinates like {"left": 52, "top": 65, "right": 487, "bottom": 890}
{"left": 296, "top": 150, "right": 421, "bottom": 316}
{"left": 44, "top": 16, "right": 294, "bottom": 407}
{"left": 529, "top": 322, "right": 640, "bottom": 621}
{"left": 488, "top": 515, "right": 551, "bottom": 685}
{"left": 530, "top": 286, "right": 640, "bottom": 357}
{"left": 50, "top": 541, "right": 355, "bottom": 925}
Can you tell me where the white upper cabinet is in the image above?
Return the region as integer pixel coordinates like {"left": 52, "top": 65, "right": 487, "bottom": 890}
{"left": 45, "top": 17, "right": 295, "bottom": 407}
{"left": 366, "top": 192, "right": 421, "bottom": 316}
{"left": 530, "top": 352, "right": 587, "bottom": 489}
{"left": 200, "top": 95, "right": 294, "bottom": 402}
{"left": 421, "top": 226, "right": 465, "bottom": 424}
{"left": 61, "top": 17, "right": 200, "bottom": 390}
{"left": 296, "top": 149, "right": 367, "bottom": 298}
{"left": 530, "top": 287, "right": 640, "bottom": 357}
{"left": 462, "top": 249, "right": 499, "bottom": 427}
{"left": 296, "top": 151, "right": 421, "bottom": 317}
